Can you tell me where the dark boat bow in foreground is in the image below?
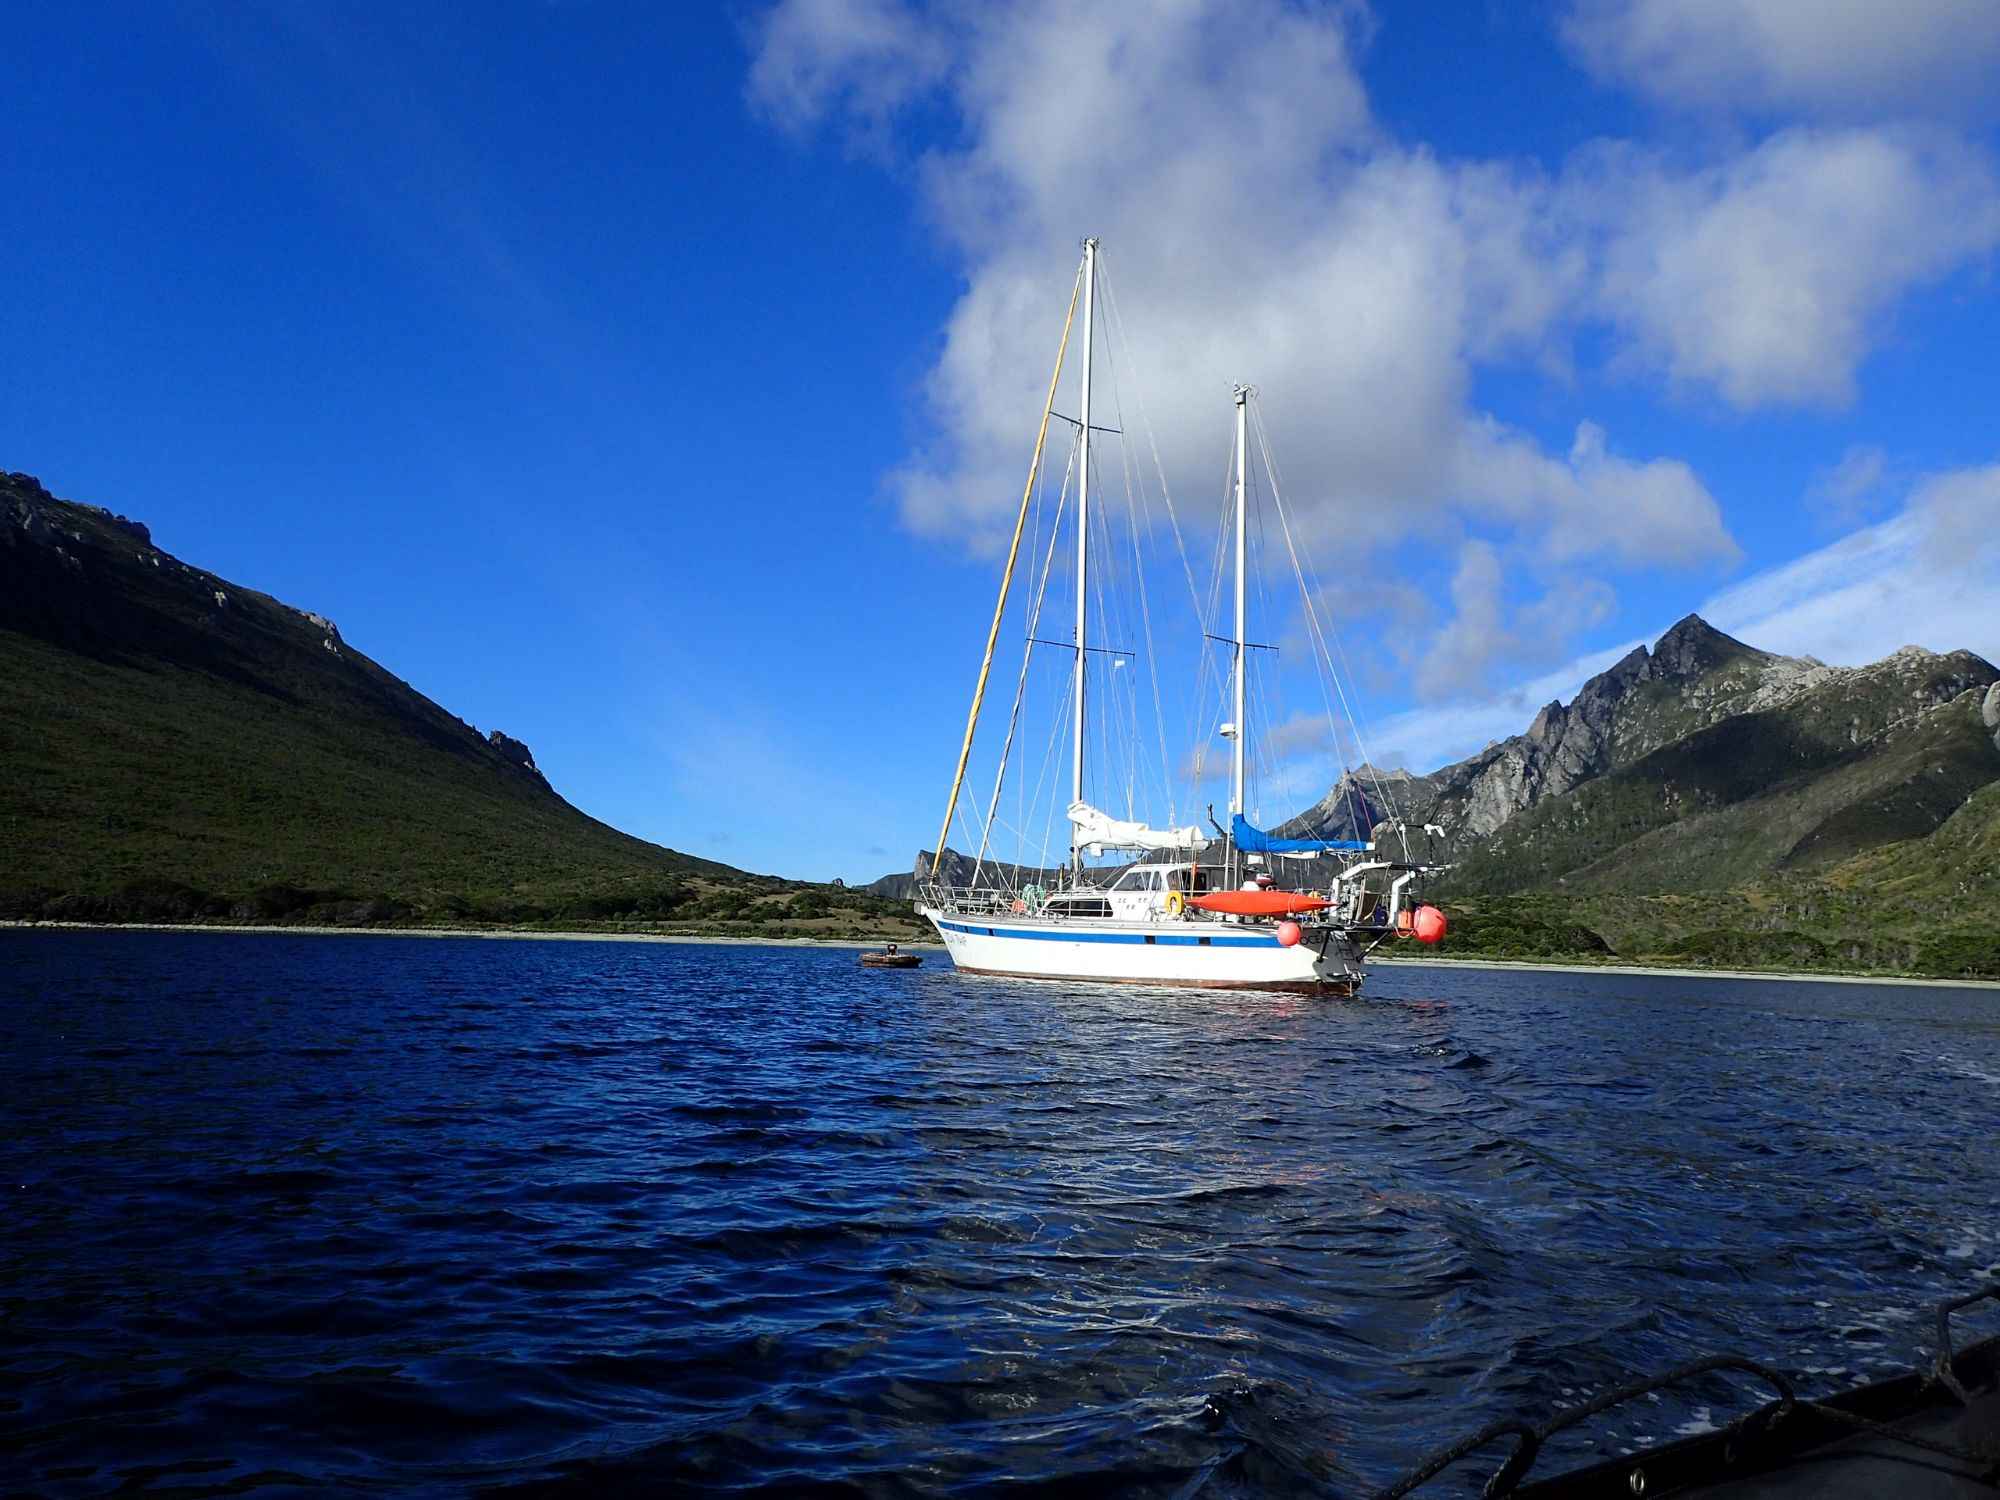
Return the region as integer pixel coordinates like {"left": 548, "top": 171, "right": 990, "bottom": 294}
{"left": 1380, "top": 1283, "right": 2000, "bottom": 1499}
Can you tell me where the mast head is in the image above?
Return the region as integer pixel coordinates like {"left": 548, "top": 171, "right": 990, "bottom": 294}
{"left": 1233, "top": 383, "right": 1253, "bottom": 405}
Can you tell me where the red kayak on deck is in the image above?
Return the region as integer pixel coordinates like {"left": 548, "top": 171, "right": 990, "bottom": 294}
{"left": 1185, "top": 890, "right": 1331, "bottom": 917}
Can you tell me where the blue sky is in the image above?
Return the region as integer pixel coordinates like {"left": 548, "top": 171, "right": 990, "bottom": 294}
{"left": 6, "top": 2, "right": 1999, "bottom": 883}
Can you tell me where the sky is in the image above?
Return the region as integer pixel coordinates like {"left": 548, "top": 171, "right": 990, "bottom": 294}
{"left": 5, "top": 1, "right": 1999, "bottom": 884}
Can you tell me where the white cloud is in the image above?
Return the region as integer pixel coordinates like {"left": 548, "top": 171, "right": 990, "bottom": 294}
{"left": 746, "top": 0, "right": 2000, "bottom": 803}
{"left": 1562, "top": 0, "right": 2000, "bottom": 119}
{"left": 1413, "top": 536, "right": 1620, "bottom": 700}
{"left": 1458, "top": 418, "right": 1737, "bottom": 566}
{"left": 1415, "top": 541, "right": 1511, "bottom": 700}
{"left": 1575, "top": 127, "right": 2000, "bottom": 409}
{"left": 1371, "top": 637, "right": 1646, "bottom": 776}
{"left": 1706, "top": 461, "right": 1999, "bottom": 665}
{"left": 750, "top": 0, "right": 1739, "bottom": 576}
{"left": 1374, "top": 462, "right": 2000, "bottom": 776}
{"left": 1806, "top": 443, "right": 1890, "bottom": 527}
{"left": 745, "top": 0, "right": 949, "bottom": 140}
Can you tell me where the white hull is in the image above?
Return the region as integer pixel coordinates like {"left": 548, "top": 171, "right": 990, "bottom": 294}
{"left": 921, "top": 907, "right": 1364, "bottom": 994}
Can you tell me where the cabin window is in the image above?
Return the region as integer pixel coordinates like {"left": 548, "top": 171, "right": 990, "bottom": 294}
{"left": 1050, "top": 896, "right": 1112, "bottom": 919}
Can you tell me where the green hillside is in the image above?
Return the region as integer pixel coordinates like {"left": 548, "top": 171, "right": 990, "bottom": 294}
{"left": 1419, "top": 669, "right": 2000, "bottom": 980}
{"left": 1448, "top": 681, "right": 2000, "bottom": 896}
{"left": 1, "top": 471, "right": 916, "bottom": 937}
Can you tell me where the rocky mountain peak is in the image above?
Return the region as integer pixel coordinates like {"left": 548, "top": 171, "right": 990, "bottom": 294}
{"left": 1526, "top": 700, "right": 1566, "bottom": 744}
{"left": 1280, "top": 613, "right": 1855, "bottom": 848}
{"left": 1648, "top": 613, "right": 1764, "bottom": 680}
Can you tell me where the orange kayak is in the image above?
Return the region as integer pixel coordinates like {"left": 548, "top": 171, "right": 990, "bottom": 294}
{"left": 1186, "top": 890, "right": 1331, "bottom": 917}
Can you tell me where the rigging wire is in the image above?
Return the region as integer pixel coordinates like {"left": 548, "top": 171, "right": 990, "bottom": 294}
{"left": 970, "top": 426, "right": 1078, "bottom": 888}
{"left": 1102, "top": 321, "right": 1180, "bottom": 829}
{"left": 1250, "top": 401, "right": 1411, "bottom": 859}
{"left": 1097, "top": 252, "right": 1209, "bottom": 633}
{"left": 1086, "top": 476, "right": 1141, "bottom": 832}
{"left": 1027, "top": 664, "right": 1075, "bottom": 882}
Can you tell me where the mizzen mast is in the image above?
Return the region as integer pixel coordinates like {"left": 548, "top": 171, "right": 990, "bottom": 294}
{"left": 1070, "top": 236, "right": 1098, "bottom": 879}
{"left": 1231, "top": 384, "right": 1249, "bottom": 834}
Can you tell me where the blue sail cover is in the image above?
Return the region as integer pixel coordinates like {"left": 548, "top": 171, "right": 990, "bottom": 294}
{"left": 1230, "top": 814, "right": 1370, "bottom": 854}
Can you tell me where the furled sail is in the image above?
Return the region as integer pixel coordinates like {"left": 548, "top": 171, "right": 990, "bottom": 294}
{"left": 1230, "top": 813, "right": 1370, "bottom": 854}
{"left": 1068, "top": 801, "right": 1210, "bottom": 854}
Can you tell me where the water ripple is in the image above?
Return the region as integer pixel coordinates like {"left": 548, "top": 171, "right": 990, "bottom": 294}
{"left": 2, "top": 933, "right": 1996, "bottom": 1496}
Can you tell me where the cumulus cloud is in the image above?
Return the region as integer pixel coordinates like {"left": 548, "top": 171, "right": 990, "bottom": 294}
{"left": 1562, "top": 0, "right": 2000, "bottom": 119}
{"left": 1573, "top": 127, "right": 2000, "bottom": 408}
{"left": 1458, "top": 418, "right": 1737, "bottom": 567}
{"left": 1370, "top": 636, "right": 1647, "bottom": 776}
{"left": 746, "top": 0, "right": 2000, "bottom": 732}
{"left": 1414, "top": 539, "right": 1619, "bottom": 700}
{"left": 751, "top": 0, "right": 1736, "bottom": 579}
{"left": 1364, "top": 459, "right": 2000, "bottom": 777}
{"left": 745, "top": 0, "right": 950, "bottom": 140}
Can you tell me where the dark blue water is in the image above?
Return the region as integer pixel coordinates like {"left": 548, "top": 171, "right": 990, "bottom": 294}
{"left": 3, "top": 932, "right": 1996, "bottom": 1497}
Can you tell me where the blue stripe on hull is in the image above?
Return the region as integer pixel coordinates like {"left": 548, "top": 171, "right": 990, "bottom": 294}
{"left": 934, "top": 918, "right": 1278, "bottom": 949}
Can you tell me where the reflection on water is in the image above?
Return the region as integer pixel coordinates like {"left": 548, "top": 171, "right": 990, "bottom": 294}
{"left": 2, "top": 933, "right": 1996, "bottom": 1496}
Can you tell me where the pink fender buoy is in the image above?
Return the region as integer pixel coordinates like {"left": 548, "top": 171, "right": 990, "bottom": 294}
{"left": 1275, "top": 919, "right": 1303, "bottom": 948}
{"left": 1412, "top": 905, "right": 1447, "bottom": 944}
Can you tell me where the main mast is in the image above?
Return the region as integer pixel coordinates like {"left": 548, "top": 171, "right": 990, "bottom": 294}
{"left": 1071, "top": 237, "right": 1097, "bottom": 879}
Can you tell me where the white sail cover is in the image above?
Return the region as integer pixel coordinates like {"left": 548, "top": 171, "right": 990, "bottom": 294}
{"left": 1067, "top": 800, "right": 1211, "bottom": 855}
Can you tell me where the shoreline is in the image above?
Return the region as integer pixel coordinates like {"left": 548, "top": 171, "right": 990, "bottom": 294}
{"left": 1370, "top": 953, "right": 2000, "bottom": 991}
{"left": 0, "top": 920, "right": 940, "bottom": 951}
{"left": 4, "top": 920, "right": 1995, "bottom": 987}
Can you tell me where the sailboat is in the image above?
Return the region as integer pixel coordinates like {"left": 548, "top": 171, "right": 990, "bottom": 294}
{"left": 916, "top": 238, "right": 1444, "bottom": 996}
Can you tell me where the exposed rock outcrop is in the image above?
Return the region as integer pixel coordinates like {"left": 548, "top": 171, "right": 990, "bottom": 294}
{"left": 1280, "top": 615, "right": 1986, "bottom": 856}
{"left": 1282, "top": 617, "right": 1799, "bottom": 846}
{"left": 486, "top": 730, "right": 543, "bottom": 777}
{"left": 76, "top": 502, "right": 151, "bottom": 546}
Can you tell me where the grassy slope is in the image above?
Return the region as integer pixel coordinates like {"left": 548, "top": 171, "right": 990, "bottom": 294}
{"left": 1448, "top": 667, "right": 2000, "bottom": 895}
{"left": 1, "top": 478, "right": 921, "bottom": 938}
{"left": 1425, "top": 663, "right": 2000, "bottom": 979}
{"left": 1429, "top": 759, "right": 2000, "bottom": 981}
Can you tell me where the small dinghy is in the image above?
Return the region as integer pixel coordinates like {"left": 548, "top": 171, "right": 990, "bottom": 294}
{"left": 859, "top": 946, "right": 921, "bottom": 969}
